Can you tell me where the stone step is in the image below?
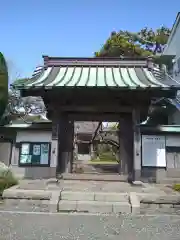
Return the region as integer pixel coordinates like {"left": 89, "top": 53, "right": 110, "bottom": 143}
{"left": 60, "top": 191, "right": 129, "bottom": 202}
{"left": 0, "top": 199, "right": 50, "bottom": 212}
{"left": 58, "top": 200, "right": 131, "bottom": 213}
{"left": 62, "top": 173, "right": 127, "bottom": 182}
{"left": 159, "top": 178, "right": 180, "bottom": 184}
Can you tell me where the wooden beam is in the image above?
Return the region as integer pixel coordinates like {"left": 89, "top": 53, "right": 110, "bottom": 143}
{"left": 67, "top": 113, "right": 121, "bottom": 121}
{"left": 48, "top": 105, "right": 147, "bottom": 113}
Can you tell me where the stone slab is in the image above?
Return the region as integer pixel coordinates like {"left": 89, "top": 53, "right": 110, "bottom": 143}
{"left": 0, "top": 199, "right": 50, "bottom": 212}
{"left": 140, "top": 194, "right": 180, "bottom": 204}
{"left": 112, "top": 202, "right": 131, "bottom": 214}
{"left": 129, "top": 192, "right": 140, "bottom": 215}
{"left": 62, "top": 173, "right": 127, "bottom": 182}
{"left": 58, "top": 200, "right": 77, "bottom": 212}
{"left": 2, "top": 189, "right": 52, "bottom": 200}
{"left": 49, "top": 191, "right": 60, "bottom": 213}
{"left": 140, "top": 203, "right": 177, "bottom": 214}
{"left": 173, "top": 204, "right": 180, "bottom": 208}
{"left": 60, "top": 191, "right": 94, "bottom": 201}
{"left": 159, "top": 204, "right": 173, "bottom": 208}
{"left": 94, "top": 192, "right": 128, "bottom": 202}
{"left": 76, "top": 201, "right": 113, "bottom": 213}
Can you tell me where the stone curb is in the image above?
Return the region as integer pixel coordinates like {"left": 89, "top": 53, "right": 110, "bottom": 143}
{"left": 129, "top": 192, "right": 140, "bottom": 215}
{"left": 2, "top": 187, "right": 61, "bottom": 213}
{"left": 49, "top": 191, "right": 61, "bottom": 213}
{"left": 60, "top": 191, "right": 128, "bottom": 202}
{"left": 94, "top": 192, "right": 128, "bottom": 202}
{"left": 58, "top": 200, "right": 131, "bottom": 213}
{"left": 2, "top": 188, "right": 52, "bottom": 200}
{"left": 62, "top": 173, "right": 127, "bottom": 182}
{"left": 137, "top": 193, "right": 180, "bottom": 204}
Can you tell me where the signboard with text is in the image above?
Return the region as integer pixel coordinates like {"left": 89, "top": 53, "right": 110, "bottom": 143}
{"left": 142, "top": 135, "right": 166, "bottom": 167}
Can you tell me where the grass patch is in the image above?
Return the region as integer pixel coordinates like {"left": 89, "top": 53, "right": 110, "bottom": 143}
{"left": 90, "top": 158, "right": 117, "bottom": 162}
{"left": 90, "top": 152, "right": 118, "bottom": 164}
{"left": 172, "top": 183, "right": 180, "bottom": 191}
{"left": 88, "top": 161, "right": 118, "bottom": 165}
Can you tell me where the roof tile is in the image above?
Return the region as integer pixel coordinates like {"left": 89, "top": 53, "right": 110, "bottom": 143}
{"left": 13, "top": 58, "right": 180, "bottom": 90}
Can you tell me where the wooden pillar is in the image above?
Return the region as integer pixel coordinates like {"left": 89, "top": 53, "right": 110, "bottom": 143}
{"left": 132, "top": 108, "right": 141, "bottom": 181}
{"left": 119, "top": 114, "right": 134, "bottom": 182}
{"left": 66, "top": 120, "right": 74, "bottom": 173}
{"left": 51, "top": 113, "right": 59, "bottom": 175}
{"left": 57, "top": 113, "right": 74, "bottom": 175}
{"left": 118, "top": 122, "right": 127, "bottom": 175}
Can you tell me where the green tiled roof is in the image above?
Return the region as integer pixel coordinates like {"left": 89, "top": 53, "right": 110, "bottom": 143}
{"left": 13, "top": 57, "right": 179, "bottom": 90}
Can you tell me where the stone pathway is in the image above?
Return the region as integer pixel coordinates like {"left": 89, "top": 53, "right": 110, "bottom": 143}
{"left": 16, "top": 179, "right": 178, "bottom": 195}
{"left": 2, "top": 179, "right": 180, "bottom": 215}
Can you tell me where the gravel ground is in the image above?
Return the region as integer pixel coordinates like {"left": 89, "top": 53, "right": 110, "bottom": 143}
{"left": 0, "top": 212, "right": 180, "bottom": 240}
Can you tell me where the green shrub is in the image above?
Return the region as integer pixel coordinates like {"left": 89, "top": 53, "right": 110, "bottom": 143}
{"left": 173, "top": 183, "right": 180, "bottom": 191}
{"left": 0, "top": 168, "right": 18, "bottom": 194}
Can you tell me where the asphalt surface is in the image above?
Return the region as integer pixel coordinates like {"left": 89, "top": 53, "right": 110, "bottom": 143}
{"left": 0, "top": 212, "right": 180, "bottom": 240}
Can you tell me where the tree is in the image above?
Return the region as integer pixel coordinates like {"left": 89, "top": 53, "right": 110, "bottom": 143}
{"left": 0, "top": 53, "right": 8, "bottom": 121}
{"left": 0, "top": 77, "right": 47, "bottom": 126}
{"left": 95, "top": 26, "right": 172, "bottom": 127}
{"left": 95, "top": 26, "right": 171, "bottom": 60}
{"left": 1, "top": 88, "right": 47, "bottom": 125}
{"left": 91, "top": 123, "right": 120, "bottom": 162}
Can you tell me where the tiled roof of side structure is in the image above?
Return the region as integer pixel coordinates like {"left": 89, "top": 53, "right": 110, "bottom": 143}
{"left": 75, "top": 122, "right": 99, "bottom": 133}
{"left": 13, "top": 57, "right": 180, "bottom": 90}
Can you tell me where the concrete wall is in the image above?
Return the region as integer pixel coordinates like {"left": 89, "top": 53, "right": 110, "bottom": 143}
{"left": 9, "top": 129, "right": 180, "bottom": 181}
{"left": 16, "top": 130, "right": 52, "bottom": 142}
{"left": 11, "top": 129, "right": 94, "bottom": 179}
{"left": 0, "top": 142, "right": 12, "bottom": 166}
{"left": 11, "top": 130, "right": 56, "bottom": 179}
{"left": 141, "top": 134, "right": 180, "bottom": 182}
{"left": 166, "top": 135, "right": 180, "bottom": 178}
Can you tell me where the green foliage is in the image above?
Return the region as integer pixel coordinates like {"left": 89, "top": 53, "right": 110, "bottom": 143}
{"left": 0, "top": 53, "right": 8, "bottom": 121}
{"left": 95, "top": 27, "right": 171, "bottom": 58}
{"left": 110, "top": 123, "right": 118, "bottom": 130}
{"left": 0, "top": 169, "right": 18, "bottom": 194}
{"left": 91, "top": 151, "right": 117, "bottom": 163}
{"left": 172, "top": 184, "right": 180, "bottom": 191}
{"left": 13, "top": 77, "right": 31, "bottom": 86}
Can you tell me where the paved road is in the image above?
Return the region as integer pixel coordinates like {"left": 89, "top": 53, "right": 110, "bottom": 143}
{"left": 0, "top": 212, "right": 180, "bottom": 240}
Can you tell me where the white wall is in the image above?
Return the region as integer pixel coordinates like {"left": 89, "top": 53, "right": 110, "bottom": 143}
{"left": 141, "top": 134, "right": 180, "bottom": 167}
{"left": 12, "top": 130, "right": 52, "bottom": 166}
{"left": 163, "top": 19, "right": 180, "bottom": 81}
{"left": 166, "top": 135, "right": 180, "bottom": 147}
{"left": 174, "top": 23, "right": 180, "bottom": 60}
{"left": 164, "top": 20, "right": 180, "bottom": 56}
{"left": 16, "top": 130, "right": 52, "bottom": 142}
{"left": 0, "top": 142, "right": 12, "bottom": 166}
{"left": 170, "top": 23, "right": 180, "bottom": 81}
{"left": 11, "top": 130, "right": 56, "bottom": 179}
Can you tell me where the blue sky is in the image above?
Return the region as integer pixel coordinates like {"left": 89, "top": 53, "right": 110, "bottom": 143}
{"left": 1, "top": 0, "right": 180, "bottom": 82}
